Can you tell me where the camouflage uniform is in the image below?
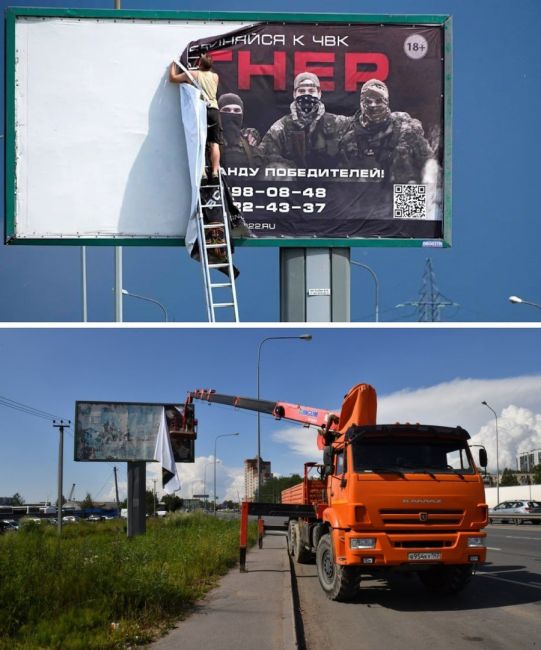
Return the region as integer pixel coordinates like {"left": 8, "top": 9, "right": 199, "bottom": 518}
{"left": 339, "top": 109, "right": 433, "bottom": 184}
{"left": 222, "top": 127, "right": 264, "bottom": 169}
{"left": 260, "top": 104, "right": 350, "bottom": 169}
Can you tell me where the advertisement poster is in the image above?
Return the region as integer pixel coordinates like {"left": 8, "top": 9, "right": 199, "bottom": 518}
{"left": 182, "top": 21, "right": 446, "bottom": 241}
{"left": 75, "top": 402, "right": 194, "bottom": 463}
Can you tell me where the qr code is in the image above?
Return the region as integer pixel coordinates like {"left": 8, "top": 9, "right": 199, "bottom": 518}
{"left": 393, "top": 184, "right": 426, "bottom": 219}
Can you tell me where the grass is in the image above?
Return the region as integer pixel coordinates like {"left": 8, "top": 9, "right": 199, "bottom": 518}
{"left": 0, "top": 513, "right": 256, "bottom": 649}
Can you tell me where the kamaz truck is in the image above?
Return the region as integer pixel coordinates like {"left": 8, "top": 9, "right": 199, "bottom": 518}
{"left": 189, "top": 383, "right": 488, "bottom": 601}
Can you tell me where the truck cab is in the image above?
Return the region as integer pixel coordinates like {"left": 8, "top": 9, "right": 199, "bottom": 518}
{"left": 287, "top": 424, "right": 488, "bottom": 601}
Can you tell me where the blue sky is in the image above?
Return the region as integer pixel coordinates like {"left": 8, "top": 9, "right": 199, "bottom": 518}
{"left": 1, "top": 327, "right": 541, "bottom": 504}
{"left": 1, "top": 0, "right": 541, "bottom": 322}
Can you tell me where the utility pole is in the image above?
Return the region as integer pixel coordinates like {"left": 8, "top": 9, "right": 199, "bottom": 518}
{"left": 113, "top": 466, "right": 120, "bottom": 516}
{"left": 53, "top": 420, "right": 70, "bottom": 536}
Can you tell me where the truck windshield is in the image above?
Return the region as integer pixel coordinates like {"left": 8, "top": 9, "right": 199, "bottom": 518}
{"left": 352, "top": 438, "right": 475, "bottom": 474}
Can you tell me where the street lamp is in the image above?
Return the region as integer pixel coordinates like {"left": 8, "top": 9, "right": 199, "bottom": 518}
{"left": 509, "top": 295, "right": 541, "bottom": 311}
{"left": 351, "top": 261, "right": 380, "bottom": 322}
{"left": 481, "top": 400, "right": 500, "bottom": 505}
{"left": 203, "top": 460, "right": 218, "bottom": 511}
{"left": 256, "top": 334, "right": 312, "bottom": 500}
{"left": 214, "top": 433, "right": 240, "bottom": 515}
{"left": 121, "top": 289, "right": 169, "bottom": 322}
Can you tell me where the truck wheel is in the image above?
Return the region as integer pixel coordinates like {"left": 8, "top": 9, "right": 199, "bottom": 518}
{"left": 287, "top": 521, "right": 296, "bottom": 557}
{"left": 418, "top": 565, "right": 472, "bottom": 595}
{"left": 290, "top": 521, "right": 312, "bottom": 564}
{"left": 316, "top": 534, "right": 360, "bottom": 601}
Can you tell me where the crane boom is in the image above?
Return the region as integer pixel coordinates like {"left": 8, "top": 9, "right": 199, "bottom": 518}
{"left": 189, "top": 389, "right": 340, "bottom": 430}
{"left": 187, "top": 384, "right": 377, "bottom": 449}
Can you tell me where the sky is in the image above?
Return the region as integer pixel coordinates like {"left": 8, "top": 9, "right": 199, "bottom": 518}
{"left": 1, "top": 0, "right": 541, "bottom": 322}
{"left": 1, "top": 327, "right": 541, "bottom": 505}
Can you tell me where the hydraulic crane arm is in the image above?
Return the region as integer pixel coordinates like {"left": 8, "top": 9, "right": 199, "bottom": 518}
{"left": 186, "top": 384, "right": 377, "bottom": 449}
{"left": 188, "top": 389, "right": 340, "bottom": 431}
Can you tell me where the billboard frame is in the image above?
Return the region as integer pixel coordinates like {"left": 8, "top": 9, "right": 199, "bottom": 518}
{"left": 74, "top": 400, "right": 194, "bottom": 463}
{"left": 5, "top": 7, "right": 452, "bottom": 248}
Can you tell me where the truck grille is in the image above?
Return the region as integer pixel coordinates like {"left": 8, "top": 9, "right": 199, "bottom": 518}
{"left": 392, "top": 539, "right": 453, "bottom": 548}
{"left": 379, "top": 508, "right": 464, "bottom": 526}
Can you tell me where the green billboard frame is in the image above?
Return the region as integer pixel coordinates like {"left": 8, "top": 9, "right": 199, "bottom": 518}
{"left": 4, "top": 7, "right": 452, "bottom": 248}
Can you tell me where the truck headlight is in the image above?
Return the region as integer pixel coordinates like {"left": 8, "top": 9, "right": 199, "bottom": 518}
{"left": 350, "top": 538, "right": 376, "bottom": 549}
{"left": 467, "top": 537, "right": 485, "bottom": 547}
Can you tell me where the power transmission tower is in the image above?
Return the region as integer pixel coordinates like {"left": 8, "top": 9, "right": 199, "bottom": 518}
{"left": 397, "top": 258, "right": 459, "bottom": 322}
{"left": 418, "top": 258, "right": 439, "bottom": 321}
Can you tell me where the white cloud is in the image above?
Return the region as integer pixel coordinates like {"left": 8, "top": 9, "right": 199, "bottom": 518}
{"left": 270, "top": 376, "right": 541, "bottom": 473}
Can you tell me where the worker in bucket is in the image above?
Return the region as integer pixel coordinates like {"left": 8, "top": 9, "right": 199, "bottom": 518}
{"left": 259, "top": 72, "right": 349, "bottom": 169}
{"left": 169, "top": 54, "right": 223, "bottom": 181}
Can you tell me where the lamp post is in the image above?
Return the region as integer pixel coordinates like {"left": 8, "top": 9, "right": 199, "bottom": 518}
{"left": 214, "top": 433, "right": 239, "bottom": 515}
{"left": 509, "top": 295, "right": 541, "bottom": 312}
{"left": 481, "top": 400, "right": 500, "bottom": 505}
{"left": 256, "top": 334, "right": 312, "bottom": 500}
{"left": 351, "top": 261, "right": 380, "bottom": 322}
{"left": 121, "top": 289, "right": 169, "bottom": 322}
{"left": 203, "top": 461, "right": 217, "bottom": 511}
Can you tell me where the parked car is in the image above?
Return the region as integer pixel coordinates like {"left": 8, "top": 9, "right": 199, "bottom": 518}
{"left": 86, "top": 514, "right": 103, "bottom": 522}
{"left": 0, "top": 519, "right": 19, "bottom": 533}
{"left": 489, "top": 500, "right": 541, "bottom": 524}
{"left": 62, "top": 515, "right": 80, "bottom": 523}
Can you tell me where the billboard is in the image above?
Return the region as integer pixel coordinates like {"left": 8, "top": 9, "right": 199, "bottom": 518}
{"left": 75, "top": 402, "right": 195, "bottom": 463}
{"left": 5, "top": 9, "right": 451, "bottom": 247}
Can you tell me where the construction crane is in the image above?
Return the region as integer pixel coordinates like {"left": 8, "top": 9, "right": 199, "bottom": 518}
{"left": 186, "top": 384, "right": 377, "bottom": 449}
{"left": 67, "top": 483, "right": 76, "bottom": 502}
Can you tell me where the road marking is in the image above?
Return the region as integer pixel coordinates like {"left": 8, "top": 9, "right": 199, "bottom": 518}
{"left": 486, "top": 547, "right": 501, "bottom": 551}
{"left": 477, "top": 573, "right": 541, "bottom": 590}
{"left": 502, "top": 535, "right": 541, "bottom": 541}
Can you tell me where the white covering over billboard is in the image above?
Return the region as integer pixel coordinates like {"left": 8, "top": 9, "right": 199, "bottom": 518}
{"left": 12, "top": 16, "right": 250, "bottom": 241}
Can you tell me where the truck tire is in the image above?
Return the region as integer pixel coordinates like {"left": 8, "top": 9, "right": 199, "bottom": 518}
{"left": 316, "top": 534, "right": 360, "bottom": 601}
{"left": 287, "top": 521, "right": 296, "bottom": 557}
{"left": 290, "top": 521, "right": 312, "bottom": 564}
{"left": 418, "top": 565, "right": 472, "bottom": 595}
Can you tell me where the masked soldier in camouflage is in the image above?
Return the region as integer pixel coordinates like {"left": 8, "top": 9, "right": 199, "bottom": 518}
{"left": 259, "top": 72, "right": 350, "bottom": 169}
{"left": 218, "top": 93, "right": 263, "bottom": 169}
{"left": 339, "top": 79, "right": 434, "bottom": 184}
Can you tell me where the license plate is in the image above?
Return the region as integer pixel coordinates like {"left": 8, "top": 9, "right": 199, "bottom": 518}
{"left": 408, "top": 552, "right": 442, "bottom": 561}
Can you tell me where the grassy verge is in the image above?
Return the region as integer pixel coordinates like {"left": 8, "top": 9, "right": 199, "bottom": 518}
{"left": 0, "top": 513, "right": 256, "bottom": 649}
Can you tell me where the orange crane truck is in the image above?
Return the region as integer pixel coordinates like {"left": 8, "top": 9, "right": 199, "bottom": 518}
{"left": 189, "top": 383, "right": 488, "bottom": 601}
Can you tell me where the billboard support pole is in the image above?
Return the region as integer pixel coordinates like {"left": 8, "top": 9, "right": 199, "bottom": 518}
{"left": 114, "top": 248, "right": 123, "bottom": 322}
{"left": 127, "top": 461, "right": 146, "bottom": 537}
{"left": 81, "top": 247, "right": 88, "bottom": 322}
{"left": 113, "top": 0, "right": 123, "bottom": 324}
{"left": 280, "top": 248, "right": 350, "bottom": 322}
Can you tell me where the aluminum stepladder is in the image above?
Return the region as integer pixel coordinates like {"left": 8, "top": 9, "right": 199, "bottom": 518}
{"left": 197, "top": 170, "right": 240, "bottom": 322}
{"left": 174, "top": 60, "right": 240, "bottom": 322}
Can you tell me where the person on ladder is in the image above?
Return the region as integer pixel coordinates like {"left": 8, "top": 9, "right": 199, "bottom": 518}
{"left": 170, "top": 54, "right": 225, "bottom": 256}
{"left": 169, "top": 53, "right": 223, "bottom": 181}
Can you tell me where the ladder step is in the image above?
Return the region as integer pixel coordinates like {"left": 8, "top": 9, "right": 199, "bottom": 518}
{"left": 212, "top": 302, "right": 235, "bottom": 308}
{"left": 201, "top": 183, "right": 220, "bottom": 188}
{"left": 208, "top": 263, "right": 230, "bottom": 269}
{"left": 203, "top": 223, "right": 225, "bottom": 229}
{"left": 205, "top": 243, "right": 226, "bottom": 249}
{"left": 201, "top": 203, "right": 224, "bottom": 209}
{"left": 210, "top": 283, "right": 232, "bottom": 288}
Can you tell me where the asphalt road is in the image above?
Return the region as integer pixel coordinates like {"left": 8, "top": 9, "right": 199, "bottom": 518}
{"left": 294, "top": 524, "right": 541, "bottom": 650}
